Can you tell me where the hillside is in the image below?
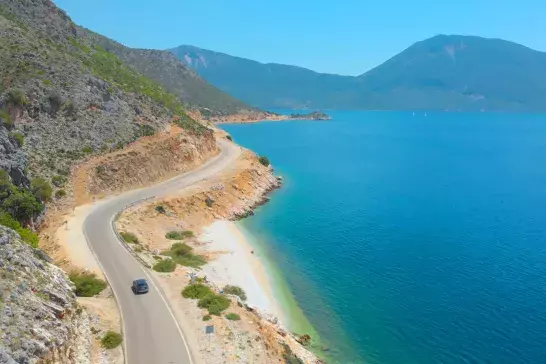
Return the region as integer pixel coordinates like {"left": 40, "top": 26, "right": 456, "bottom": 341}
{"left": 171, "top": 36, "right": 546, "bottom": 112}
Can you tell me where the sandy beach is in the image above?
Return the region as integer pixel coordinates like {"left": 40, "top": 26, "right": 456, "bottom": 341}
{"left": 199, "top": 220, "right": 285, "bottom": 322}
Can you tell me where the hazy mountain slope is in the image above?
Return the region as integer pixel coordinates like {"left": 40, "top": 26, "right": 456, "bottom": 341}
{"left": 170, "top": 45, "right": 358, "bottom": 109}
{"left": 171, "top": 36, "right": 546, "bottom": 112}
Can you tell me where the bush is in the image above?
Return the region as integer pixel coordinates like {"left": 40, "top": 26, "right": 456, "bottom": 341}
{"left": 223, "top": 285, "right": 247, "bottom": 301}
{"left": 0, "top": 109, "right": 13, "bottom": 128}
{"left": 155, "top": 205, "right": 166, "bottom": 214}
{"left": 51, "top": 175, "right": 65, "bottom": 187}
{"left": 162, "top": 242, "right": 206, "bottom": 268}
{"left": 101, "top": 331, "right": 122, "bottom": 349}
{"left": 202, "top": 315, "right": 212, "bottom": 321}
{"left": 2, "top": 188, "right": 44, "bottom": 223}
{"left": 0, "top": 209, "right": 39, "bottom": 247}
{"left": 55, "top": 189, "right": 67, "bottom": 199}
{"left": 31, "top": 178, "right": 53, "bottom": 202}
{"left": 182, "top": 284, "right": 214, "bottom": 299}
{"left": 135, "top": 124, "right": 155, "bottom": 137}
{"left": 165, "top": 230, "right": 194, "bottom": 240}
{"left": 96, "top": 165, "right": 105, "bottom": 174}
{"left": 69, "top": 272, "right": 107, "bottom": 297}
{"left": 9, "top": 132, "right": 24, "bottom": 147}
{"left": 225, "top": 135, "right": 233, "bottom": 141}
{"left": 64, "top": 99, "right": 78, "bottom": 117}
{"left": 82, "top": 146, "right": 93, "bottom": 154}
{"left": 152, "top": 259, "right": 176, "bottom": 272}
{"left": 48, "top": 92, "right": 63, "bottom": 116}
{"left": 198, "top": 294, "right": 231, "bottom": 316}
{"left": 225, "top": 313, "right": 241, "bottom": 321}
{"left": 120, "top": 231, "right": 139, "bottom": 244}
{"left": 258, "top": 156, "right": 270, "bottom": 167}
{"left": 6, "top": 89, "right": 28, "bottom": 107}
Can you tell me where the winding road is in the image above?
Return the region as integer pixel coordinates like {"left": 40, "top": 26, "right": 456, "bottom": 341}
{"left": 83, "top": 138, "right": 240, "bottom": 364}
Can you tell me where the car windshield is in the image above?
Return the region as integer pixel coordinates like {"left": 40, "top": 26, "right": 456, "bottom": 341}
{"left": 136, "top": 280, "right": 147, "bottom": 286}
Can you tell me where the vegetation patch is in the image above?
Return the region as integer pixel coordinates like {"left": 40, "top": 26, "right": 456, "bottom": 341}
{"left": 198, "top": 293, "right": 231, "bottom": 316}
{"left": 101, "top": 331, "right": 122, "bottom": 349}
{"left": 120, "top": 231, "right": 139, "bottom": 244}
{"left": 69, "top": 272, "right": 107, "bottom": 297}
{"left": 202, "top": 315, "right": 212, "bottom": 321}
{"left": 30, "top": 178, "right": 52, "bottom": 203}
{"left": 155, "top": 205, "right": 166, "bottom": 214}
{"left": 55, "top": 189, "right": 67, "bottom": 199}
{"left": 165, "top": 230, "right": 194, "bottom": 240}
{"left": 225, "top": 313, "right": 241, "bottom": 321}
{"left": 9, "top": 131, "right": 24, "bottom": 147}
{"left": 0, "top": 209, "right": 39, "bottom": 247}
{"left": 51, "top": 175, "right": 65, "bottom": 187}
{"left": 182, "top": 284, "right": 214, "bottom": 299}
{"left": 152, "top": 258, "right": 176, "bottom": 273}
{"left": 258, "top": 156, "right": 270, "bottom": 167}
{"left": 162, "top": 242, "right": 206, "bottom": 268}
{"left": 223, "top": 285, "right": 247, "bottom": 301}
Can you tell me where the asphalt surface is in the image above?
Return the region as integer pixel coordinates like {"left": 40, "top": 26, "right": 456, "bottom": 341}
{"left": 83, "top": 139, "right": 240, "bottom": 364}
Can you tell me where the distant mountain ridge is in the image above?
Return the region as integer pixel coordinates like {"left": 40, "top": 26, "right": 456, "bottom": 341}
{"left": 170, "top": 36, "right": 546, "bottom": 112}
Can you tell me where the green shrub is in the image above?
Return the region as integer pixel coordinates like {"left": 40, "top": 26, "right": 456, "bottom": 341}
{"left": 43, "top": 79, "right": 51, "bottom": 86}
{"left": 258, "top": 156, "right": 270, "bottom": 167}
{"left": 182, "top": 284, "right": 214, "bottom": 299}
{"left": 51, "top": 175, "right": 65, "bottom": 187}
{"left": 55, "top": 189, "right": 67, "bottom": 199}
{"left": 135, "top": 124, "right": 155, "bottom": 137}
{"left": 198, "top": 294, "right": 231, "bottom": 316}
{"left": 152, "top": 259, "right": 176, "bottom": 272}
{"left": 31, "top": 178, "right": 53, "bottom": 202}
{"left": 9, "top": 132, "right": 24, "bottom": 147}
{"left": 155, "top": 205, "right": 166, "bottom": 214}
{"left": 96, "top": 165, "right": 105, "bottom": 174}
{"left": 120, "top": 231, "right": 139, "bottom": 244}
{"left": 69, "top": 272, "right": 107, "bottom": 297}
{"left": 0, "top": 209, "right": 39, "bottom": 247}
{"left": 82, "top": 146, "right": 93, "bottom": 154}
{"left": 64, "top": 99, "right": 78, "bottom": 117}
{"left": 48, "top": 92, "right": 63, "bottom": 116}
{"left": 101, "top": 331, "right": 122, "bottom": 349}
{"left": 202, "top": 315, "right": 212, "bottom": 321}
{"left": 225, "top": 313, "right": 241, "bottom": 321}
{"left": 2, "top": 188, "right": 44, "bottom": 223}
{"left": 165, "top": 230, "right": 194, "bottom": 240}
{"left": 6, "top": 89, "right": 28, "bottom": 107}
{"left": 223, "top": 285, "right": 247, "bottom": 301}
{"left": 162, "top": 242, "right": 206, "bottom": 268}
{"left": 0, "top": 109, "right": 13, "bottom": 128}
{"left": 225, "top": 135, "right": 233, "bottom": 141}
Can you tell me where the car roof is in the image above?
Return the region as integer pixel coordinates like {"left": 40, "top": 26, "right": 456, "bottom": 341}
{"left": 135, "top": 279, "right": 147, "bottom": 284}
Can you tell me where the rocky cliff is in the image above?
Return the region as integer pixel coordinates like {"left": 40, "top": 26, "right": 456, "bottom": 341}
{"left": 0, "top": 226, "right": 93, "bottom": 363}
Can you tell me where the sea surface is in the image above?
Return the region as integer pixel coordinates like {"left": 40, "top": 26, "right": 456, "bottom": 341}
{"left": 221, "top": 111, "right": 546, "bottom": 364}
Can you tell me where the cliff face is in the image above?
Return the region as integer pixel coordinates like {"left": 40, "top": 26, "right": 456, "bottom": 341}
{"left": 0, "top": 226, "right": 93, "bottom": 363}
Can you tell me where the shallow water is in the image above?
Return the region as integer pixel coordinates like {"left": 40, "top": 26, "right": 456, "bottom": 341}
{"left": 222, "top": 111, "right": 546, "bottom": 364}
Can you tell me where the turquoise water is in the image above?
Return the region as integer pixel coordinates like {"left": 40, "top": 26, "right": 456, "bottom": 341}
{"left": 222, "top": 111, "right": 546, "bottom": 364}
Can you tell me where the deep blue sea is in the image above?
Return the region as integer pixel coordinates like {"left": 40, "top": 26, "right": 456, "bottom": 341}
{"left": 221, "top": 111, "right": 546, "bottom": 364}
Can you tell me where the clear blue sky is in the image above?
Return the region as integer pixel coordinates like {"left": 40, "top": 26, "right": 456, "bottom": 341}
{"left": 54, "top": 0, "right": 546, "bottom": 76}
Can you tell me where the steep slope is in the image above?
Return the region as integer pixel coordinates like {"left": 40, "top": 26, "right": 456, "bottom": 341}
{"left": 0, "top": 0, "right": 211, "bottom": 186}
{"left": 84, "top": 32, "right": 254, "bottom": 115}
{"left": 171, "top": 36, "right": 546, "bottom": 112}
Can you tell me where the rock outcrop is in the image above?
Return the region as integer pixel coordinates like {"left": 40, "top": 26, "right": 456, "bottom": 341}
{"left": 0, "top": 226, "right": 93, "bottom": 364}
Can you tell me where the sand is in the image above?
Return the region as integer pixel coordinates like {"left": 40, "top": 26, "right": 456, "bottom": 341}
{"left": 199, "top": 220, "right": 285, "bottom": 322}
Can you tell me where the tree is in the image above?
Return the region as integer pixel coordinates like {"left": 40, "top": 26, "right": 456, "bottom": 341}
{"left": 2, "top": 189, "right": 43, "bottom": 223}
{"left": 31, "top": 177, "right": 52, "bottom": 202}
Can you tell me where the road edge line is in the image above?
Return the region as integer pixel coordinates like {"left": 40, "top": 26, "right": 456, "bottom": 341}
{"left": 82, "top": 212, "right": 128, "bottom": 364}
{"left": 110, "top": 201, "right": 196, "bottom": 364}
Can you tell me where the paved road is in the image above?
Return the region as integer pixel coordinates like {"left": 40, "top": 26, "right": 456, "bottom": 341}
{"left": 83, "top": 139, "right": 240, "bottom": 364}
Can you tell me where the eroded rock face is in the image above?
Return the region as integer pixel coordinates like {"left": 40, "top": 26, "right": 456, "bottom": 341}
{"left": 0, "top": 226, "right": 93, "bottom": 364}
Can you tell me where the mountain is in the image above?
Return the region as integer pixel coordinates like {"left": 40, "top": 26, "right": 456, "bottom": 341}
{"left": 171, "top": 36, "right": 546, "bottom": 112}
